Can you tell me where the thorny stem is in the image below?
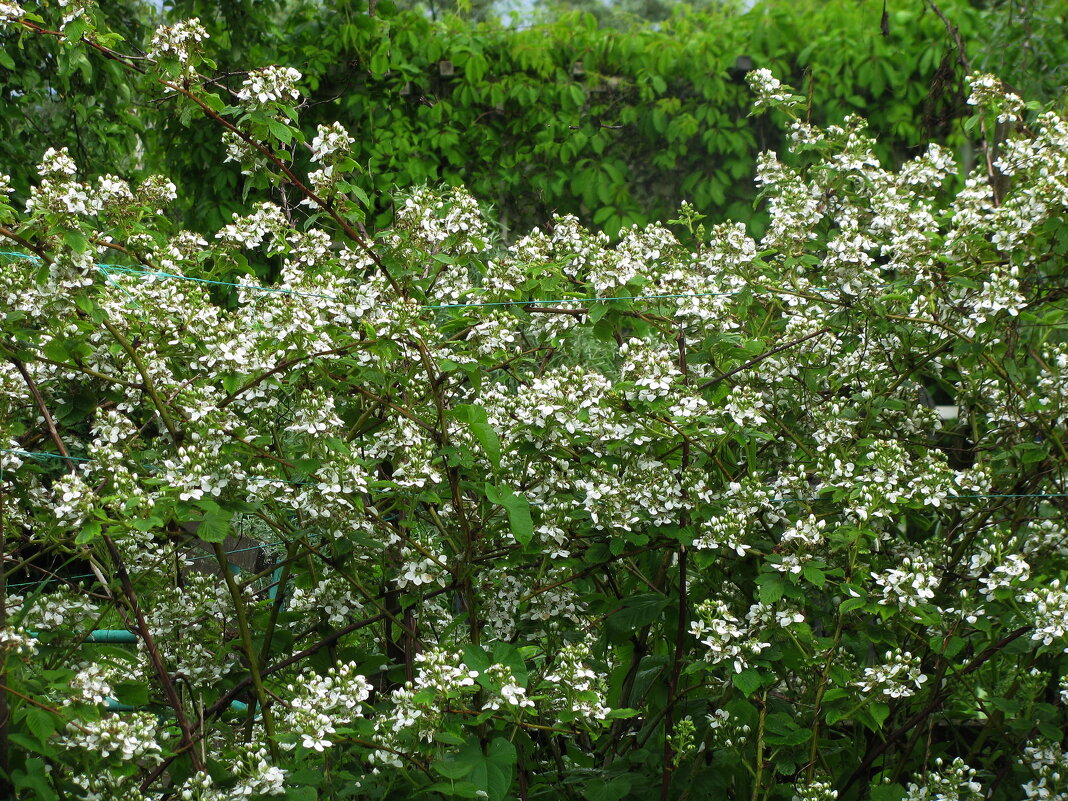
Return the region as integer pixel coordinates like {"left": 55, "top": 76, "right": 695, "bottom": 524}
{"left": 213, "top": 542, "right": 279, "bottom": 758}
{"left": 100, "top": 319, "right": 183, "bottom": 444}
{"left": 752, "top": 687, "right": 768, "bottom": 801}
{"left": 10, "top": 358, "right": 77, "bottom": 473}
{"left": 103, "top": 536, "right": 204, "bottom": 773}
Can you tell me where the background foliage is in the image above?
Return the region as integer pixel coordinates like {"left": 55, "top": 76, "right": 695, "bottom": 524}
{"left": 4, "top": 0, "right": 1068, "bottom": 236}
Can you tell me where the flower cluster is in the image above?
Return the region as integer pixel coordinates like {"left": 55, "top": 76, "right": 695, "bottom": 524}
{"left": 236, "top": 66, "right": 302, "bottom": 110}
{"left": 1020, "top": 741, "right": 1068, "bottom": 801}
{"left": 58, "top": 713, "right": 164, "bottom": 763}
{"left": 746, "top": 68, "right": 798, "bottom": 110}
{"left": 903, "top": 757, "right": 983, "bottom": 801}
{"left": 281, "top": 662, "right": 372, "bottom": 751}
{"left": 856, "top": 649, "right": 927, "bottom": 700}
{"left": 0, "top": 2, "right": 24, "bottom": 23}
{"left": 148, "top": 18, "right": 209, "bottom": 82}
{"left": 0, "top": 626, "right": 37, "bottom": 657}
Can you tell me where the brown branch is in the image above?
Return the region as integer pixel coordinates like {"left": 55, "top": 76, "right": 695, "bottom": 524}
{"left": 0, "top": 229, "right": 50, "bottom": 263}
{"left": 9, "top": 358, "right": 77, "bottom": 473}
{"left": 103, "top": 536, "right": 204, "bottom": 773}
{"left": 698, "top": 327, "right": 831, "bottom": 390}
{"left": 218, "top": 341, "right": 374, "bottom": 408}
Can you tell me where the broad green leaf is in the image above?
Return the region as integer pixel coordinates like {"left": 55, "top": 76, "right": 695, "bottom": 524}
{"left": 197, "top": 507, "right": 232, "bottom": 544}
{"left": 457, "top": 737, "right": 516, "bottom": 801}
{"left": 24, "top": 707, "right": 56, "bottom": 746}
{"left": 453, "top": 405, "right": 501, "bottom": 468}
{"left": 732, "top": 669, "right": 762, "bottom": 696}
{"left": 606, "top": 593, "right": 671, "bottom": 635}
{"left": 484, "top": 483, "right": 533, "bottom": 544}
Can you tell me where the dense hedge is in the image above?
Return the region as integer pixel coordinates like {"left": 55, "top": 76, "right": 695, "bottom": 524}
{"left": 159, "top": 0, "right": 995, "bottom": 235}
{"left": 5, "top": 0, "right": 1066, "bottom": 237}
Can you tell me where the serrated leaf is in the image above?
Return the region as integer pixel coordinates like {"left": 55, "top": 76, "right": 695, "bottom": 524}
{"left": 266, "top": 119, "right": 293, "bottom": 143}
{"left": 24, "top": 707, "right": 56, "bottom": 746}
{"left": 758, "top": 574, "right": 785, "bottom": 604}
{"left": 732, "top": 669, "right": 762, "bottom": 696}
{"left": 42, "top": 338, "right": 70, "bottom": 363}
{"left": 452, "top": 405, "right": 501, "bottom": 469}
{"left": 75, "top": 520, "right": 101, "bottom": 545}
{"left": 201, "top": 92, "right": 226, "bottom": 113}
{"left": 802, "top": 562, "right": 825, "bottom": 587}
{"left": 839, "top": 596, "right": 866, "bottom": 613}
{"left": 606, "top": 593, "right": 671, "bottom": 635}
{"left": 12, "top": 757, "right": 58, "bottom": 800}
{"left": 8, "top": 731, "right": 58, "bottom": 758}
{"left": 457, "top": 737, "right": 516, "bottom": 801}
{"left": 868, "top": 701, "right": 890, "bottom": 729}
{"left": 197, "top": 508, "right": 232, "bottom": 543}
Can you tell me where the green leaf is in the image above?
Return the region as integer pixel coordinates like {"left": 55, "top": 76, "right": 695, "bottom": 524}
{"left": 42, "top": 338, "right": 70, "bottom": 363}
{"left": 732, "top": 669, "right": 762, "bottom": 696}
{"left": 457, "top": 737, "right": 516, "bottom": 801}
{"left": 426, "top": 781, "right": 480, "bottom": 798}
{"left": 839, "top": 596, "right": 866, "bottom": 613}
{"left": 201, "top": 92, "right": 226, "bottom": 113}
{"left": 435, "top": 730, "right": 467, "bottom": 746}
{"left": 113, "top": 681, "right": 150, "bottom": 707}
{"left": 462, "top": 643, "right": 491, "bottom": 675}
{"left": 63, "top": 230, "right": 88, "bottom": 253}
{"left": 587, "top": 302, "right": 610, "bottom": 323}
{"left": 606, "top": 593, "right": 671, "bottom": 636}
{"left": 484, "top": 483, "right": 533, "bottom": 544}
{"left": 452, "top": 404, "right": 501, "bottom": 469}
{"left": 13, "top": 758, "right": 58, "bottom": 801}
{"left": 24, "top": 707, "right": 56, "bottom": 746}
{"left": 758, "top": 574, "right": 785, "bottom": 604}
{"left": 8, "top": 731, "right": 58, "bottom": 758}
{"left": 221, "top": 373, "right": 243, "bottom": 394}
{"left": 433, "top": 752, "right": 475, "bottom": 780}
{"left": 0, "top": 48, "right": 14, "bottom": 70}
{"left": 197, "top": 507, "right": 233, "bottom": 543}
{"left": 491, "top": 641, "right": 528, "bottom": 684}
{"left": 802, "top": 562, "right": 826, "bottom": 587}
{"left": 868, "top": 702, "right": 890, "bottom": 729}
{"left": 871, "top": 785, "right": 907, "bottom": 801}
{"left": 266, "top": 119, "right": 294, "bottom": 143}
{"left": 585, "top": 775, "right": 632, "bottom": 801}
{"left": 75, "top": 520, "right": 101, "bottom": 545}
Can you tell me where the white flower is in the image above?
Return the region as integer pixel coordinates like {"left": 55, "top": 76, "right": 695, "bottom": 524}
{"left": 0, "top": 2, "right": 24, "bottom": 23}
{"left": 856, "top": 649, "right": 927, "bottom": 699}
{"left": 310, "top": 122, "right": 355, "bottom": 163}
{"left": 148, "top": 17, "right": 208, "bottom": 81}
{"left": 746, "top": 68, "right": 797, "bottom": 109}
{"left": 237, "top": 66, "right": 302, "bottom": 109}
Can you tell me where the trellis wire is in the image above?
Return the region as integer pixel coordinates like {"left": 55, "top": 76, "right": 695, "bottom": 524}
{"left": 6, "top": 448, "right": 1068, "bottom": 505}
{"left": 0, "top": 250, "right": 822, "bottom": 309}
